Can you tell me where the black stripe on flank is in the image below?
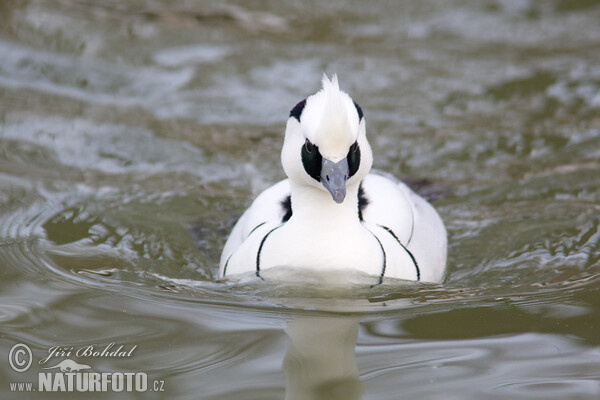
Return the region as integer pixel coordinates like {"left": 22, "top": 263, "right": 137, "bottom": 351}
{"left": 378, "top": 224, "right": 420, "bottom": 281}
{"left": 222, "top": 254, "right": 233, "bottom": 277}
{"left": 406, "top": 216, "right": 415, "bottom": 246}
{"left": 289, "top": 99, "right": 307, "bottom": 121}
{"left": 222, "top": 222, "right": 266, "bottom": 277}
{"left": 256, "top": 225, "right": 284, "bottom": 279}
{"left": 249, "top": 221, "right": 267, "bottom": 236}
{"left": 367, "top": 230, "right": 386, "bottom": 287}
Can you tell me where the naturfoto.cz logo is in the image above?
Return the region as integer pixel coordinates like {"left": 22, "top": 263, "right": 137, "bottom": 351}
{"left": 8, "top": 343, "right": 165, "bottom": 393}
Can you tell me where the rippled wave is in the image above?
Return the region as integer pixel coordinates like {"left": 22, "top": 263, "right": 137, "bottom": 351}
{"left": 1, "top": 1, "right": 600, "bottom": 398}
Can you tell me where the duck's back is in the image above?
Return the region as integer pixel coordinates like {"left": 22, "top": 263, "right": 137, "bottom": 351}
{"left": 359, "top": 172, "right": 447, "bottom": 283}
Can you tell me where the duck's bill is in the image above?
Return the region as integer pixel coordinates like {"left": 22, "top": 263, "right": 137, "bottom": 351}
{"left": 320, "top": 158, "right": 349, "bottom": 204}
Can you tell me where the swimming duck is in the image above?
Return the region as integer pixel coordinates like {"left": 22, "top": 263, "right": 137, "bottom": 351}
{"left": 219, "top": 75, "right": 447, "bottom": 283}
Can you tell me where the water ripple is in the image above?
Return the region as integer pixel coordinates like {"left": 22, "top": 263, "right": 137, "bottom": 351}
{"left": 0, "top": 40, "right": 194, "bottom": 113}
{"left": 358, "top": 333, "right": 600, "bottom": 399}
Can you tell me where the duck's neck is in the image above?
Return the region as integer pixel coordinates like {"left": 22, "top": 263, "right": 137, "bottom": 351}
{"left": 288, "top": 182, "right": 361, "bottom": 228}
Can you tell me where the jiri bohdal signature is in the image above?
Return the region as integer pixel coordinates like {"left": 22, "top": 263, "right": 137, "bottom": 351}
{"left": 39, "top": 343, "right": 137, "bottom": 365}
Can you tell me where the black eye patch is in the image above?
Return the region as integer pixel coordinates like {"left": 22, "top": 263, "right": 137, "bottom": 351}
{"left": 301, "top": 138, "right": 322, "bottom": 182}
{"left": 347, "top": 141, "right": 361, "bottom": 178}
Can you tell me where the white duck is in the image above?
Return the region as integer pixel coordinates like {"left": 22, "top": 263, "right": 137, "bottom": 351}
{"left": 219, "top": 75, "right": 447, "bottom": 283}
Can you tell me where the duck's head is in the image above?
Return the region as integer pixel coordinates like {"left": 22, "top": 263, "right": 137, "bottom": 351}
{"left": 281, "top": 74, "right": 373, "bottom": 204}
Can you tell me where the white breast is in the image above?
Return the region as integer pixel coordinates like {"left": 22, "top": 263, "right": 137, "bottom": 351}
{"left": 219, "top": 172, "right": 447, "bottom": 283}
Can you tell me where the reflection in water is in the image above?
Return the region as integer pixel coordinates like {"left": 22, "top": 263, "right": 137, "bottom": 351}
{"left": 284, "top": 316, "right": 362, "bottom": 400}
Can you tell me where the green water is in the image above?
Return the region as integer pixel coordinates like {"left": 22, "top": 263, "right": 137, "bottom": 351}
{"left": 1, "top": 1, "right": 600, "bottom": 399}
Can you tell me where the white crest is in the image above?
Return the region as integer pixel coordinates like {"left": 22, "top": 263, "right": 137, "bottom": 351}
{"left": 321, "top": 73, "right": 340, "bottom": 93}
{"left": 302, "top": 74, "right": 359, "bottom": 161}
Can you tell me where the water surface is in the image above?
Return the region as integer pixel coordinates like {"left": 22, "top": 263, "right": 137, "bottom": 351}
{"left": 1, "top": 1, "right": 600, "bottom": 399}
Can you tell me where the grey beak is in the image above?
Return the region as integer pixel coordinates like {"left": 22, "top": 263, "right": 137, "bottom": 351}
{"left": 321, "top": 158, "right": 349, "bottom": 204}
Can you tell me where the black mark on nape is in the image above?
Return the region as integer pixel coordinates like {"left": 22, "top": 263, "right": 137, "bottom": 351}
{"left": 301, "top": 139, "right": 322, "bottom": 182}
{"left": 289, "top": 99, "right": 307, "bottom": 121}
{"left": 347, "top": 141, "right": 361, "bottom": 178}
{"left": 358, "top": 183, "right": 369, "bottom": 221}
{"left": 353, "top": 101, "right": 364, "bottom": 121}
{"left": 281, "top": 195, "right": 292, "bottom": 222}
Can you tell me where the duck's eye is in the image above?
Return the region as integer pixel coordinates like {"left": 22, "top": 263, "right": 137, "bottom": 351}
{"left": 305, "top": 139, "right": 313, "bottom": 153}
{"left": 350, "top": 141, "right": 359, "bottom": 153}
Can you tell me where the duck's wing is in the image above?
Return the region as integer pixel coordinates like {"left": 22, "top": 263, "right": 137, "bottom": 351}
{"left": 360, "top": 171, "right": 447, "bottom": 282}
{"left": 219, "top": 179, "right": 291, "bottom": 276}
